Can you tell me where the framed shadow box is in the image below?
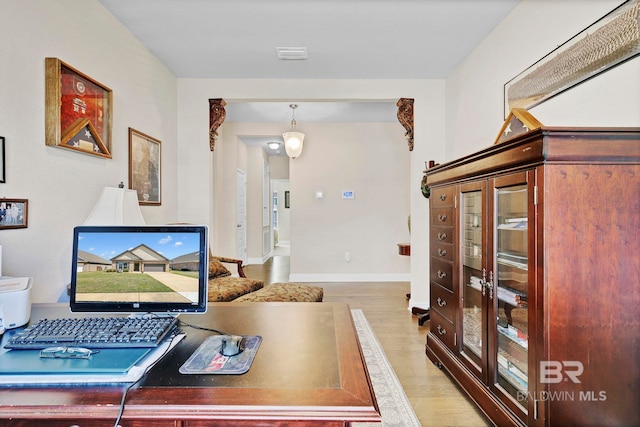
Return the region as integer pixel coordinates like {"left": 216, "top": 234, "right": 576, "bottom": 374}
{"left": 45, "top": 58, "right": 112, "bottom": 158}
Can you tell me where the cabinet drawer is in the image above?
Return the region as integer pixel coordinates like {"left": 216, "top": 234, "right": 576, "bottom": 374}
{"left": 430, "top": 257, "right": 453, "bottom": 291}
{"left": 431, "top": 226, "right": 453, "bottom": 244}
{"left": 430, "top": 310, "right": 456, "bottom": 352}
{"left": 430, "top": 283, "right": 456, "bottom": 322}
{"left": 431, "top": 207, "right": 453, "bottom": 227}
{"left": 431, "top": 186, "right": 454, "bottom": 207}
{"left": 430, "top": 240, "right": 453, "bottom": 262}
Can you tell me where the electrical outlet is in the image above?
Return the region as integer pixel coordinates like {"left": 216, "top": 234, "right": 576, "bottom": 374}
{"left": 344, "top": 252, "right": 350, "bottom": 262}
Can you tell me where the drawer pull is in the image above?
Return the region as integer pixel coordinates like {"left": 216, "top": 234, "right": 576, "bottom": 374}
{"left": 437, "top": 324, "right": 447, "bottom": 335}
{"left": 437, "top": 232, "right": 447, "bottom": 241}
{"left": 437, "top": 248, "right": 447, "bottom": 257}
{"left": 437, "top": 297, "right": 446, "bottom": 307}
{"left": 438, "top": 214, "right": 447, "bottom": 222}
{"left": 439, "top": 194, "right": 447, "bottom": 201}
{"left": 437, "top": 270, "right": 447, "bottom": 279}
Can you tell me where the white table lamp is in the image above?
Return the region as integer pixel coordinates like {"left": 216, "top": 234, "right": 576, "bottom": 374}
{"left": 83, "top": 186, "right": 145, "bottom": 225}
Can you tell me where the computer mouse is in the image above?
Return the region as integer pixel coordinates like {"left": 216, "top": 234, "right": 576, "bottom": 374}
{"left": 220, "top": 334, "right": 245, "bottom": 356}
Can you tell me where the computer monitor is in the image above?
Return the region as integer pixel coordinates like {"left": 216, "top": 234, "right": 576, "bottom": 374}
{"left": 70, "top": 225, "right": 208, "bottom": 313}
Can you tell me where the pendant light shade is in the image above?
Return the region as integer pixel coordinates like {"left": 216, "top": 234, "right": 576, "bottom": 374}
{"left": 283, "top": 104, "right": 305, "bottom": 158}
{"left": 283, "top": 131, "right": 305, "bottom": 158}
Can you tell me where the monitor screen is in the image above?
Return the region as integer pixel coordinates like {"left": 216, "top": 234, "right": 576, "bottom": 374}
{"left": 70, "top": 225, "right": 208, "bottom": 313}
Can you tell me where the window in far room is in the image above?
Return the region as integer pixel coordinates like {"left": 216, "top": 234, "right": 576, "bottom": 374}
{"left": 272, "top": 191, "right": 279, "bottom": 230}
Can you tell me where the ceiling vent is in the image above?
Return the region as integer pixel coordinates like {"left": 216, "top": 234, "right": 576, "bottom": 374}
{"left": 276, "top": 47, "right": 308, "bottom": 60}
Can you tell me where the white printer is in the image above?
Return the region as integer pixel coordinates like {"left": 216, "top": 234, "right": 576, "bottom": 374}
{"left": 0, "top": 277, "right": 32, "bottom": 331}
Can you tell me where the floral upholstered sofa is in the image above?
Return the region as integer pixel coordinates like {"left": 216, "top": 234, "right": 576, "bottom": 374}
{"left": 232, "top": 282, "right": 323, "bottom": 302}
{"left": 207, "top": 255, "right": 264, "bottom": 302}
{"left": 208, "top": 254, "right": 323, "bottom": 303}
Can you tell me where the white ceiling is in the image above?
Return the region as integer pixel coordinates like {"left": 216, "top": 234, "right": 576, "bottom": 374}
{"left": 97, "top": 0, "right": 521, "bottom": 153}
{"left": 98, "top": 0, "right": 520, "bottom": 80}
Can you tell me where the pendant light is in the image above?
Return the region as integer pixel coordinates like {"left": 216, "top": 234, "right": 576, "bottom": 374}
{"left": 282, "top": 104, "right": 305, "bottom": 158}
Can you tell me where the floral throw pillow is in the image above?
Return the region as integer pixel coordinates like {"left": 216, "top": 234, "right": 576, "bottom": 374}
{"left": 209, "top": 256, "right": 231, "bottom": 279}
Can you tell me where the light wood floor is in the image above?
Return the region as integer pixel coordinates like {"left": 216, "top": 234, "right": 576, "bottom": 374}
{"left": 244, "top": 256, "right": 490, "bottom": 427}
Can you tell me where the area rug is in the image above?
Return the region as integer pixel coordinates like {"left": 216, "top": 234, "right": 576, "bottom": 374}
{"left": 351, "top": 309, "right": 421, "bottom": 427}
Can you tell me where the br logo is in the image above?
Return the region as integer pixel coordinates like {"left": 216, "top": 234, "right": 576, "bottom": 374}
{"left": 540, "top": 361, "right": 583, "bottom": 384}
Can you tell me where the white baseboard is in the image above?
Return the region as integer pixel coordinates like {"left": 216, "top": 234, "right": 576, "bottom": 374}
{"left": 288, "top": 273, "right": 410, "bottom": 282}
{"left": 247, "top": 255, "right": 270, "bottom": 265}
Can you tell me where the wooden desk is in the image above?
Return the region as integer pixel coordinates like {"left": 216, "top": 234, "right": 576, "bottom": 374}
{"left": 0, "top": 303, "right": 380, "bottom": 426}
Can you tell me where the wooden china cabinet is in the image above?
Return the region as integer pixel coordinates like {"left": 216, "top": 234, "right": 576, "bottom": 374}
{"left": 425, "top": 126, "right": 639, "bottom": 427}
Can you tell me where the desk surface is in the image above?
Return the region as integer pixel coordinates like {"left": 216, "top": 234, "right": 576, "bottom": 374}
{"left": 0, "top": 303, "right": 380, "bottom": 426}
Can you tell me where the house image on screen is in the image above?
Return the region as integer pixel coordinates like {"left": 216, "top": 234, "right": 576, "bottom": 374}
{"left": 76, "top": 250, "right": 111, "bottom": 272}
{"left": 111, "top": 244, "right": 170, "bottom": 273}
{"left": 170, "top": 251, "right": 200, "bottom": 272}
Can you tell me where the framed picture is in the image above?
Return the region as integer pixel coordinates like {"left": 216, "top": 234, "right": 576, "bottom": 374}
{"left": 129, "top": 128, "right": 161, "bottom": 205}
{"left": 0, "top": 199, "right": 28, "bottom": 230}
{"left": 45, "top": 58, "right": 112, "bottom": 158}
{"left": 504, "top": 0, "right": 640, "bottom": 117}
{"left": 0, "top": 137, "right": 5, "bottom": 183}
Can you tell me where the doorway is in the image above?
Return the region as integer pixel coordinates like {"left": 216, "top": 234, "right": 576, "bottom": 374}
{"left": 271, "top": 179, "right": 291, "bottom": 256}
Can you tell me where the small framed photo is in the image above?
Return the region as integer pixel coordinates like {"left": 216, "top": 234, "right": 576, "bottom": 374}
{"left": 0, "top": 199, "right": 28, "bottom": 229}
{"left": 45, "top": 58, "right": 112, "bottom": 158}
{"left": 0, "top": 136, "right": 5, "bottom": 183}
{"left": 129, "top": 128, "right": 161, "bottom": 205}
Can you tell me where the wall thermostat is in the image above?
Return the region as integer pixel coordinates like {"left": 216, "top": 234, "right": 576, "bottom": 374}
{"left": 342, "top": 191, "right": 354, "bottom": 199}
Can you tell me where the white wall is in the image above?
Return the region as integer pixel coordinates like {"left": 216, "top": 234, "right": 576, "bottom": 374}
{"left": 0, "top": 0, "right": 178, "bottom": 302}
{"left": 446, "top": 0, "right": 640, "bottom": 159}
{"left": 269, "top": 156, "right": 290, "bottom": 180}
{"left": 247, "top": 147, "right": 269, "bottom": 261}
{"left": 289, "top": 121, "right": 411, "bottom": 281}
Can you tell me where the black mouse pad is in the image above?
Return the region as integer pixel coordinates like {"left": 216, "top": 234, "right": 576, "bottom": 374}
{"left": 179, "top": 335, "right": 262, "bottom": 375}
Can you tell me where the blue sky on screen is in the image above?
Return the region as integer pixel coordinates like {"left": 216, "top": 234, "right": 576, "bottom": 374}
{"left": 78, "top": 232, "right": 201, "bottom": 261}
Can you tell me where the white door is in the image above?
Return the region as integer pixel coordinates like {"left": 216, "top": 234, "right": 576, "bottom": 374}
{"left": 236, "top": 169, "right": 247, "bottom": 263}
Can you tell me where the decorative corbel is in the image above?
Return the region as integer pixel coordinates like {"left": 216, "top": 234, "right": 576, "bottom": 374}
{"left": 396, "top": 98, "right": 414, "bottom": 151}
{"left": 209, "top": 98, "right": 227, "bottom": 151}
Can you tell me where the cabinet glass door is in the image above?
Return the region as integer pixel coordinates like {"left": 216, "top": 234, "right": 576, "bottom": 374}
{"left": 461, "top": 189, "right": 484, "bottom": 372}
{"left": 494, "top": 183, "right": 529, "bottom": 406}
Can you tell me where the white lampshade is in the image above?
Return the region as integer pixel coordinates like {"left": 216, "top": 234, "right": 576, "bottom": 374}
{"left": 283, "top": 131, "right": 305, "bottom": 158}
{"left": 84, "top": 187, "right": 145, "bottom": 225}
